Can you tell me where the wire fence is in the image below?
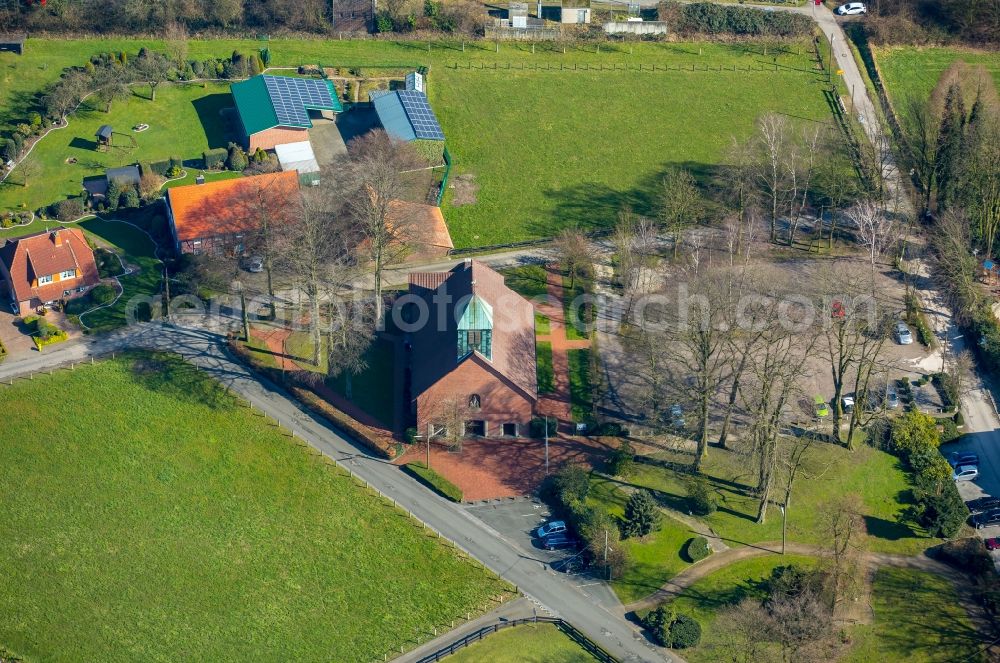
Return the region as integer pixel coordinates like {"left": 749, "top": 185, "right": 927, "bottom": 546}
{"left": 0, "top": 349, "right": 519, "bottom": 663}
{"left": 450, "top": 60, "right": 802, "bottom": 72}
{"left": 414, "top": 616, "right": 620, "bottom": 663}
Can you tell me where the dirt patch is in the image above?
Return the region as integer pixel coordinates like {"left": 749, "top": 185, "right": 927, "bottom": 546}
{"left": 449, "top": 173, "right": 479, "bottom": 206}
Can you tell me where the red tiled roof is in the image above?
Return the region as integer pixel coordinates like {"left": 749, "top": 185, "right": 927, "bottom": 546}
{"left": 0, "top": 228, "right": 100, "bottom": 304}
{"left": 166, "top": 171, "right": 301, "bottom": 242}
{"left": 408, "top": 260, "right": 537, "bottom": 400}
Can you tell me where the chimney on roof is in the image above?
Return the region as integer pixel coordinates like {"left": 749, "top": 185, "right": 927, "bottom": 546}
{"left": 51, "top": 230, "right": 62, "bottom": 246}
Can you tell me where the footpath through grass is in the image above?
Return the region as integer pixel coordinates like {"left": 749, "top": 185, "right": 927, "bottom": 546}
{"left": 443, "top": 622, "right": 598, "bottom": 663}
{"left": 0, "top": 82, "right": 231, "bottom": 213}
{"left": 611, "top": 443, "right": 939, "bottom": 556}
{"left": 0, "top": 353, "right": 510, "bottom": 661}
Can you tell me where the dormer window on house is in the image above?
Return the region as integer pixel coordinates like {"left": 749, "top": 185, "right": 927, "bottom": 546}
{"left": 60, "top": 269, "right": 76, "bottom": 280}
{"left": 38, "top": 274, "right": 53, "bottom": 285}
{"left": 456, "top": 295, "right": 493, "bottom": 361}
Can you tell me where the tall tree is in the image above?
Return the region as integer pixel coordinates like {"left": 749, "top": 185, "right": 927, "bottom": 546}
{"left": 754, "top": 112, "right": 790, "bottom": 244}
{"left": 657, "top": 166, "right": 702, "bottom": 259}
{"left": 345, "top": 129, "right": 426, "bottom": 327}
{"left": 936, "top": 81, "right": 968, "bottom": 210}
{"left": 136, "top": 51, "right": 172, "bottom": 101}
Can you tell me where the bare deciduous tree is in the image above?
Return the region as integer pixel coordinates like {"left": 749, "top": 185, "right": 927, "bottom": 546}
{"left": 657, "top": 166, "right": 702, "bottom": 259}
{"left": 818, "top": 493, "right": 869, "bottom": 609}
{"left": 849, "top": 200, "right": 897, "bottom": 289}
{"left": 553, "top": 227, "right": 595, "bottom": 292}
{"left": 755, "top": 112, "right": 790, "bottom": 244}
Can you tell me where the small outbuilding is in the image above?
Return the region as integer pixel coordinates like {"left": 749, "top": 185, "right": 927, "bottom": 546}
{"left": 0, "top": 34, "right": 25, "bottom": 55}
{"left": 95, "top": 125, "right": 113, "bottom": 150}
{"left": 274, "top": 141, "right": 321, "bottom": 186}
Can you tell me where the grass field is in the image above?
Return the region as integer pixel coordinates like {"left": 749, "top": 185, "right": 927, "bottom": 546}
{"left": 567, "top": 348, "right": 592, "bottom": 423}
{"left": 651, "top": 554, "right": 819, "bottom": 663}
{"left": 443, "top": 622, "right": 597, "bottom": 662}
{"left": 0, "top": 353, "right": 509, "bottom": 661}
{"left": 587, "top": 477, "right": 694, "bottom": 604}
{"left": 607, "top": 443, "right": 939, "bottom": 557}
{"left": 1, "top": 38, "right": 837, "bottom": 245}
{"left": 844, "top": 567, "right": 984, "bottom": 663}
{"left": 0, "top": 82, "right": 231, "bottom": 213}
{"left": 326, "top": 337, "right": 397, "bottom": 428}
{"left": 873, "top": 45, "right": 1000, "bottom": 113}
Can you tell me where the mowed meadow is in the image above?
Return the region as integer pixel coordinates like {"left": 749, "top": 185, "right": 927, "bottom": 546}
{"left": 0, "top": 38, "right": 837, "bottom": 245}
{"left": 0, "top": 353, "right": 512, "bottom": 661}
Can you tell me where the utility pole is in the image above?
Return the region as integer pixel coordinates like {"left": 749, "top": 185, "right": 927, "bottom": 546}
{"left": 604, "top": 528, "right": 610, "bottom": 580}
{"left": 426, "top": 422, "right": 432, "bottom": 469}
{"left": 780, "top": 504, "right": 787, "bottom": 555}
{"left": 544, "top": 416, "right": 550, "bottom": 476}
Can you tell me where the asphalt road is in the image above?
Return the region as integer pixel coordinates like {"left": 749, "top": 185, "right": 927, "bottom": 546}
{"left": 0, "top": 322, "right": 671, "bottom": 663}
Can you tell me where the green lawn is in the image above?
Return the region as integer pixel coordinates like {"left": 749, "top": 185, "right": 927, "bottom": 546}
{"left": 535, "top": 312, "right": 551, "bottom": 336}
{"left": 612, "top": 443, "right": 939, "bottom": 556}
{"left": 844, "top": 567, "right": 985, "bottom": 663}
{"left": 2, "top": 38, "right": 836, "bottom": 245}
{"left": 161, "top": 168, "right": 243, "bottom": 190}
{"left": 567, "top": 348, "right": 592, "bottom": 423}
{"left": 0, "top": 353, "right": 510, "bottom": 661}
{"left": 562, "top": 275, "right": 591, "bottom": 341}
{"left": 326, "top": 337, "right": 397, "bottom": 429}
{"left": 502, "top": 264, "right": 550, "bottom": 300}
{"left": 0, "top": 82, "right": 232, "bottom": 213}
{"left": 444, "top": 622, "right": 597, "bottom": 663}
{"left": 587, "top": 477, "right": 695, "bottom": 604}
{"left": 652, "top": 555, "right": 819, "bottom": 663}
{"left": 874, "top": 45, "right": 1000, "bottom": 115}
{"left": 537, "top": 340, "right": 555, "bottom": 394}
{"left": 75, "top": 216, "right": 162, "bottom": 331}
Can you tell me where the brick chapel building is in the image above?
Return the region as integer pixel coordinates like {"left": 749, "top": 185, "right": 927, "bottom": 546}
{"left": 406, "top": 260, "right": 537, "bottom": 439}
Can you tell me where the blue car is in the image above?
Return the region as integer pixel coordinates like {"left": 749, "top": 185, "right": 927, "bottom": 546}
{"left": 536, "top": 520, "right": 567, "bottom": 539}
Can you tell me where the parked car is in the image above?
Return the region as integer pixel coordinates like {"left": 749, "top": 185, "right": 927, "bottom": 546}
{"left": 985, "top": 537, "right": 1000, "bottom": 551}
{"left": 967, "top": 496, "right": 1000, "bottom": 514}
{"left": 948, "top": 451, "right": 980, "bottom": 468}
{"left": 974, "top": 509, "right": 1000, "bottom": 529}
{"left": 953, "top": 464, "right": 980, "bottom": 482}
{"left": 241, "top": 255, "right": 264, "bottom": 273}
{"left": 536, "top": 520, "right": 567, "bottom": 539}
{"left": 895, "top": 321, "right": 913, "bottom": 345}
{"left": 814, "top": 395, "right": 830, "bottom": 418}
{"left": 543, "top": 533, "right": 578, "bottom": 551}
{"left": 670, "top": 404, "right": 685, "bottom": 429}
{"left": 886, "top": 387, "right": 899, "bottom": 409}
{"left": 836, "top": 2, "right": 867, "bottom": 15}
{"left": 842, "top": 394, "right": 855, "bottom": 413}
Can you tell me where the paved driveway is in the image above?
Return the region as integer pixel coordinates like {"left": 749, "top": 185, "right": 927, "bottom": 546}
{"left": 0, "top": 309, "right": 35, "bottom": 357}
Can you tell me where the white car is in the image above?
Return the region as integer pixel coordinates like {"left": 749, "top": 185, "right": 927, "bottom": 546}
{"left": 895, "top": 321, "right": 913, "bottom": 345}
{"left": 836, "top": 2, "right": 867, "bottom": 15}
{"left": 953, "top": 465, "right": 979, "bottom": 482}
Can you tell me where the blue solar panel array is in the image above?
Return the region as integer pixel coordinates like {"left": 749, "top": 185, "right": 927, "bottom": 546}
{"left": 397, "top": 90, "right": 445, "bottom": 141}
{"left": 264, "top": 76, "right": 337, "bottom": 127}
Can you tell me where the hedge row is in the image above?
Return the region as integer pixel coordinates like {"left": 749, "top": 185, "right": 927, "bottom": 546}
{"left": 203, "top": 148, "right": 228, "bottom": 170}
{"left": 660, "top": 1, "right": 813, "bottom": 37}
{"left": 227, "top": 340, "right": 398, "bottom": 459}
{"left": 403, "top": 462, "right": 464, "bottom": 502}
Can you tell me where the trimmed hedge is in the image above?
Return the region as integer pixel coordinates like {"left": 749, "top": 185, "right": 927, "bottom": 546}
{"left": 203, "top": 148, "right": 227, "bottom": 170}
{"left": 404, "top": 462, "right": 464, "bottom": 502}
{"left": 146, "top": 159, "right": 172, "bottom": 176}
{"left": 684, "top": 536, "right": 711, "bottom": 563}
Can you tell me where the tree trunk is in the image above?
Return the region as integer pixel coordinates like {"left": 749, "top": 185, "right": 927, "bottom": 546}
{"left": 239, "top": 288, "right": 249, "bottom": 341}
{"left": 311, "top": 297, "right": 321, "bottom": 367}
{"left": 695, "top": 391, "right": 710, "bottom": 470}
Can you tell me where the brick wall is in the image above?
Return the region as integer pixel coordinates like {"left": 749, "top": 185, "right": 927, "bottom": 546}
{"left": 415, "top": 357, "right": 535, "bottom": 438}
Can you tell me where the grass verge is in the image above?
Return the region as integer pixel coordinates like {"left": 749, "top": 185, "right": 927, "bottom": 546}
{"left": 567, "top": 348, "right": 592, "bottom": 423}
{"left": 537, "top": 340, "right": 555, "bottom": 394}
{"left": 443, "top": 622, "right": 598, "bottom": 662}
{"left": 404, "top": 462, "right": 465, "bottom": 502}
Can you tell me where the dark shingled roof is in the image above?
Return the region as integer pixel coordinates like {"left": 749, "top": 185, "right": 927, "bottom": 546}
{"left": 408, "top": 260, "right": 537, "bottom": 401}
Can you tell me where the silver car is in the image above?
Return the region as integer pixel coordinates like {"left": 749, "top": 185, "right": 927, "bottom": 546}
{"left": 895, "top": 321, "right": 913, "bottom": 345}
{"left": 953, "top": 465, "right": 979, "bottom": 482}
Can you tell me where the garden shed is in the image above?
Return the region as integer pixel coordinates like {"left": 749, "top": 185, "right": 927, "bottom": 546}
{"left": 0, "top": 34, "right": 25, "bottom": 54}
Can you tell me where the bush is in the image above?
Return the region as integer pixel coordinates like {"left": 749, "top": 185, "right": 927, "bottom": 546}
{"left": 608, "top": 440, "right": 635, "bottom": 478}
{"left": 889, "top": 410, "right": 940, "bottom": 459}
{"left": 684, "top": 536, "right": 711, "bottom": 562}
{"left": 120, "top": 187, "right": 140, "bottom": 209}
{"left": 914, "top": 482, "right": 968, "bottom": 538}
{"left": 685, "top": 476, "right": 717, "bottom": 516}
{"left": 622, "top": 489, "right": 661, "bottom": 538}
{"left": 546, "top": 465, "right": 591, "bottom": 507}
{"left": 669, "top": 1, "right": 811, "bottom": 37}
{"left": 403, "top": 462, "right": 463, "bottom": 502}
{"left": 166, "top": 165, "right": 182, "bottom": 178}
{"left": 1, "top": 138, "right": 16, "bottom": 162}
{"left": 203, "top": 147, "right": 227, "bottom": 170}
{"left": 643, "top": 608, "right": 702, "bottom": 649}
{"left": 928, "top": 537, "right": 995, "bottom": 577}
{"left": 940, "top": 418, "right": 960, "bottom": 444}
{"left": 955, "top": 411, "right": 964, "bottom": 427}
{"left": 49, "top": 197, "right": 84, "bottom": 221}
{"left": 226, "top": 143, "right": 248, "bottom": 171}
{"left": 529, "top": 417, "right": 557, "bottom": 438}
{"left": 932, "top": 373, "right": 959, "bottom": 410}
{"left": 146, "top": 159, "right": 172, "bottom": 176}
{"left": 90, "top": 283, "right": 116, "bottom": 305}
{"left": 595, "top": 421, "right": 628, "bottom": 437}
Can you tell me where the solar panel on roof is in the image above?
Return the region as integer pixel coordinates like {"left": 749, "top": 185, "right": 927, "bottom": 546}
{"left": 263, "top": 76, "right": 338, "bottom": 128}
{"left": 396, "top": 90, "right": 444, "bottom": 141}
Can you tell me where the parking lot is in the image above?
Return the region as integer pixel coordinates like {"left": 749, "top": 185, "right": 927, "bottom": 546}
{"left": 465, "top": 498, "right": 621, "bottom": 611}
